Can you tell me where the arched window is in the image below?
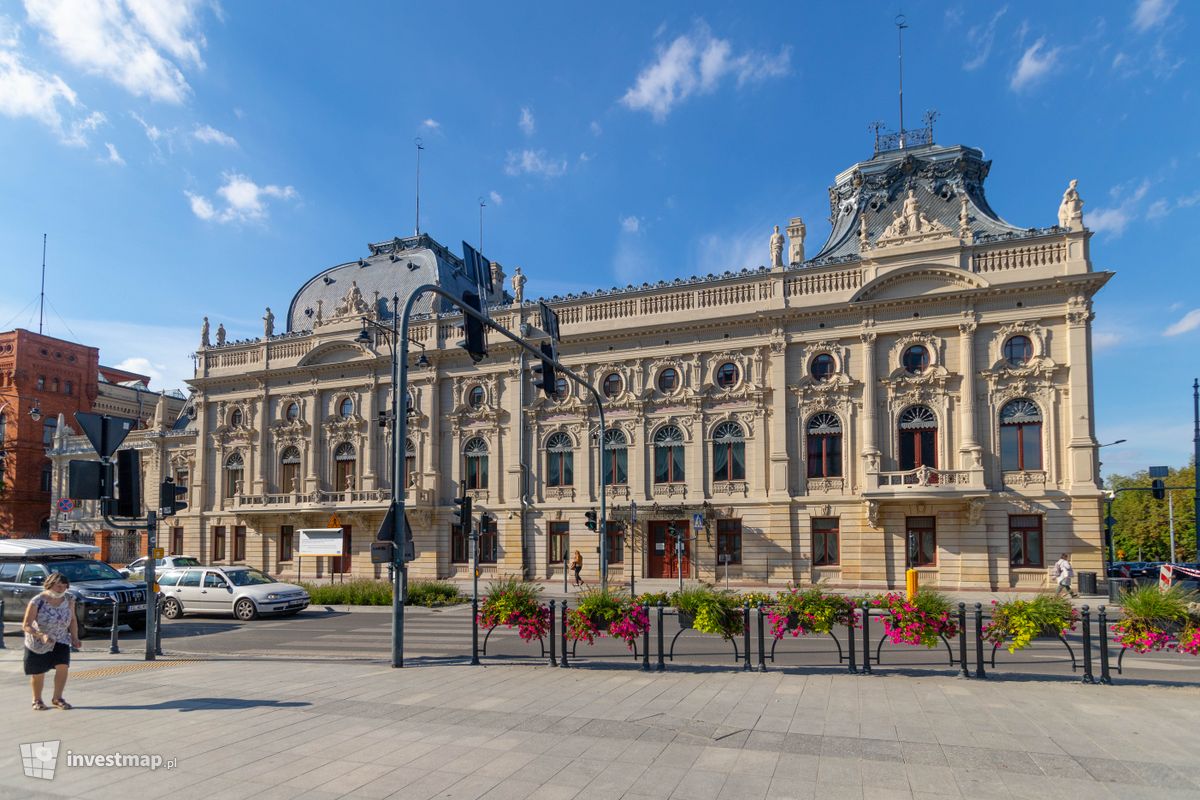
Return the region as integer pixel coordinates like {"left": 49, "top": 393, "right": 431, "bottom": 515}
{"left": 603, "top": 372, "right": 622, "bottom": 398}
{"left": 810, "top": 354, "right": 835, "bottom": 382}
{"left": 279, "top": 446, "right": 301, "bottom": 493}
{"left": 715, "top": 363, "right": 739, "bottom": 390}
{"left": 602, "top": 428, "right": 628, "bottom": 486}
{"left": 1000, "top": 399, "right": 1043, "bottom": 471}
{"left": 806, "top": 413, "right": 843, "bottom": 478}
{"left": 334, "top": 442, "right": 356, "bottom": 491}
{"left": 657, "top": 367, "right": 678, "bottom": 394}
{"left": 902, "top": 345, "right": 929, "bottom": 375}
{"left": 224, "top": 451, "right": 244, "bottom": 497}
{"left": 654, "top": 425, "right": 685, "bottom": 484}
{"left": 898, "top": 405, "right": 937, "bottom": 471}
{"left": 712, "top": 421, "right": 745, "bottom": 482}
{"left": 468, "top": 385, "right": 485, "bottom": 409}
{"left": 339, "top": 397, "right": 354, "bottom": 418}
{"left": 546, "top": 432, "right": 574, "bottom": 487}
{"left": 229, "top": 407, "right": 243, "bottom": 427}
{"left": 0, "top": 411, "right": 7, "bottom": 445}
{"left": 463, "top": 437, "right": 489, "bottom": 490}
{"left": 285, "top": 402, "right": 299, "bottom": 422}
{"left": 405, "top": 438, "right": 416, "bottom": 488}
{"left": 1003, "top": 336, "right": 1033, "bottom": 367}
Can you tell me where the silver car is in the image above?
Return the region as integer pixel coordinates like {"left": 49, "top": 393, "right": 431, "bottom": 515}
{"left": 157, "top": 566, "right": 310, "bottom": 621}
{"left": 120, "top": 555, "right": 202, "bottom": 580}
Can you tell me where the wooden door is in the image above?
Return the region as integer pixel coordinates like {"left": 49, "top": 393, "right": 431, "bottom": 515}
{"left": 332, "top": 525, "right": 353, "bottom": 573}
{"left": 647, "top": 521, "right": 690, "bottom": 579}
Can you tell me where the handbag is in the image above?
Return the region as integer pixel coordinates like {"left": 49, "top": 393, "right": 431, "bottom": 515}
{"left": 23, "top": 598, "right": 56, "bottom": 655}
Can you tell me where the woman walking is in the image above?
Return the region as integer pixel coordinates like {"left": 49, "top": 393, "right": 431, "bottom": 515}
{"left": 571, "top": 550, "right": 584, "bottom": 588}
{"left": 21, "top": 572, "right": 81, "bottom": 710}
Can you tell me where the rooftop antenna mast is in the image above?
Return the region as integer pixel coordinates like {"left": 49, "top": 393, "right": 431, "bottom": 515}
{"left": 38, "top": 233, "right": 47, "bottom": 335}
{"left": 478, "top": 196, "right": 486, "bottom": 254}
{"left": 414, "top": 138, "right": 425, "bottom": 236}
{"left": 896, "top": 14, "right": 908, "bottom": 149}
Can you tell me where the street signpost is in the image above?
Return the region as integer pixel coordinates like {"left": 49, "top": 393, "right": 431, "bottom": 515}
{"left": 297, "top": 528, "right": 345, "bottom": 583}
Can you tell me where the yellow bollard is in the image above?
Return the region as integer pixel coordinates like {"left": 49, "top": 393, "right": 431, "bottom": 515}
{"left": 905, "top": 568, "right": 919, "bottom": 601}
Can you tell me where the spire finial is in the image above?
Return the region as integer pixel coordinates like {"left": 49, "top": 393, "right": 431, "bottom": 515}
{"left": 896, "top": 14, "right": 908, "bottom": 148}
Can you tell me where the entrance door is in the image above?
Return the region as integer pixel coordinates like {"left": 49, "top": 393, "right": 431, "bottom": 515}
{"left": 332, "top": 525, "right": 353, "bottom": 573}
{"left": 647, "top": 521, "right": 690, "bottom": 579}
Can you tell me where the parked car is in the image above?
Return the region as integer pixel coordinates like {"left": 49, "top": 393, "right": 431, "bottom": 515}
{"left": 157, "top": 566, "right": 309, "bottom": 621}
{"left": 0, "top": 539, "right": 150, "bottom": 636}
{"left": 120, "top": 555, "right": 202, "bottom": 580}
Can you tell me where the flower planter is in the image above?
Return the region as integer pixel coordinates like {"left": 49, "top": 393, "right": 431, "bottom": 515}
{"left": 677, "top": 611, "right": 694, "bottom": 631}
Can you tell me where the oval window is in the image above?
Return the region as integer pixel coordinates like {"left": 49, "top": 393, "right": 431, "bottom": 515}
{"left": 1003, "top": 335, "right": 1032, "bottom": 367}
{"left": 658, "top": 368, "right": 678, "bottom": 393}
{"left": 810, "top": 354, "right": 835, "bottom": 382}
{"left": 603, "top": 372, "right": 622, "bottom": 398}
{"left": 715, "top": 362, "right": 739, "bottom": 389}
{"left": 468, "top": 385, "right": 485, "bottom": 409}
{"left": 285, "top": 402, "right": 299, "bottom": 422}
{"left": 902, "top": 345, "right": 929, "bottom": 375}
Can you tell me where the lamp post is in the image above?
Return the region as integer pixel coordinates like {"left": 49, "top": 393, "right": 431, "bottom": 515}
{"left": 355, "top": 296, "right": 408, "bottom": 668}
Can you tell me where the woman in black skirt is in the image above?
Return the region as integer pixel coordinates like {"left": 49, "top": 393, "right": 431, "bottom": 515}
{"left": 21, "top": 572, "right": 82, "bottom": 710}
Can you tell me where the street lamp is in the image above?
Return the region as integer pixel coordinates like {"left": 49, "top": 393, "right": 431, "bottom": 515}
{"left": 28, "top": 399, "right": 41, "bottom": 422}
{"left": 355, "top": 296, "right": 408, "bottom": 668}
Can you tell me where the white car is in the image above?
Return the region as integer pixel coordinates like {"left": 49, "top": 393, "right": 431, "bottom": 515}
{"left": 157, "top": 566, "right": 310, "bottom": 621}
{"left": 120, "top": 555, "right": 202, "bottom": 580}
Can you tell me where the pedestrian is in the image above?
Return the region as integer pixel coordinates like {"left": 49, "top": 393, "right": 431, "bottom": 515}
{"left": 571, "top": 550, "right": 583, "bottom": 588}
{"left": 1053, "top": 552, "right": 1079, "bottom": 598}
{"left": 21, "top": 572, "right": 81, "bottom": 710}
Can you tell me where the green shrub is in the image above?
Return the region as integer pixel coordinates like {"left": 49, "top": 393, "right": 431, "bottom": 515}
{"left": 670, "top": 584, "right": 744, "bottom": 639}
{"left": 1120, "top": 584, "right": 1195, "bottom": 624}
{"left": 407, "top": 580, "right": 466, "bottom": 607}
{"left": 634, "top": 591, "right": 671, "bottom": 606}
{"left": 300, "top": 579, "right": 466, "bottom": 606}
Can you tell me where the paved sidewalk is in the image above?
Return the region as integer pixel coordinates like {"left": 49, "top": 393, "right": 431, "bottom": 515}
{"left": 1, "top": 648, "right": 1196, "bottom": 800}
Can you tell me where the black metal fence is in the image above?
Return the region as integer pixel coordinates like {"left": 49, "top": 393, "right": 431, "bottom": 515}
{"left": 108, "top": 532, "right": 141, "bottom": 565}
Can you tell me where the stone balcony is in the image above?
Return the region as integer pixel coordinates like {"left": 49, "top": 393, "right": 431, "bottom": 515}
{"left": 226, "top": 486, "right": 434, "bottom": 512}
{"left": 863, "top": 465, "right": 983, "bottom": 498}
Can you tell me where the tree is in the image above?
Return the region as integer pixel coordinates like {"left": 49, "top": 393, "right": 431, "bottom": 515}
{"left": 1108, "top": 460, "right": 1196, "bottom": 562}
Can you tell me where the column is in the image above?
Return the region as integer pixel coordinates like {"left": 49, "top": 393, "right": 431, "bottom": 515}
{"left": 1065, "top": 297, "right": 1100, "bottom": 490}
{"left": 363, "top": 379, "right": 378, "bottom": 489}
{"left": 254, "top": 390, "right": 269, "bottom": 494}
{"left": 958, "top": 316, "right": 983, "bottom": 481}
{"left": 305, "top": 389, "right": 320, "bottom": 492}
{"left": 767, "top": 341, "right": 789, "bottom": 497}
{"left": 860, "top": 329, "right": 880, "bottom": 474}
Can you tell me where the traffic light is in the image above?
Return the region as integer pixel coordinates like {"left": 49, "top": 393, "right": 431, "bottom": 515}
{"left": 453, "top": 494, "right": 473, "bottom": 529}
{"left": 531, "top": 343, "right": 558, "bottom": 399}
{"left": 667, "top": 522, "right": 678, "bottom": 540}
{"left": 159, "top": 478, "right": 187, "bottom": 516}
{"left": 114, "top": 448, "right": 142, "bottom": 517}
{"left": 456, "top": 290, "right": 488, "bottom": 363}
{"left": 585, "top": 509, "right": 597, "bottom": 532}
{"left": 1152, "top": 479, "right": 1166, "bottom": 500}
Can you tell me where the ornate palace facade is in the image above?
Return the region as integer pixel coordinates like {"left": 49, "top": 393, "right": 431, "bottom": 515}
{"left": 51, "top": 137, "right": 1111, "bottom": 590}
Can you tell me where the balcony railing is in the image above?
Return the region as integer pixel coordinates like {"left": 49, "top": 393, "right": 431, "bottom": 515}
{"left": 1002, "top": 470, "right": 1047, "bottom": 488}
{"left": 233, "top": 489, "right": 389, "bottom": 509}
{"left": 876, "top": 466, "right": 973, "bottom": 488}
{"left": 806, "top": 477, "right": 846, "bottom": 494}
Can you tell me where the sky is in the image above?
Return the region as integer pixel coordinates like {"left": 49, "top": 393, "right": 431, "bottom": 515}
{"left": 0, "top": 0, "right": 1197, "bottom": 479}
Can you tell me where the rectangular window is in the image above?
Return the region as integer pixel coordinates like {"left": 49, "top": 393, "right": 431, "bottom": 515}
{"left": 40, "top": 463, "right": 53, "bottom": 492}
{"left": 212, "top": 526, "right": 226, "bottom": 561}
{"left": 43, "top": 418, "right": 57, "bottom": 445}
{"left": 1009, "top": 515, "right": 1044, "bottom": 568}
{"left": 812, "top": 518, "right": 840, "bottom": 566}
{"left": 548, "top": 521, "right": 569, "bottom": 564}
{"left": 717, "top": 519, "right": 742, "bottom": 566}
{"left": 479, "top": 516, "right": 498, "bottom": 564}
{"left": 233, "top": 526, "right": 246, "bottom": 561}
{"left": 451, "top": 524, "right": 468, "bottom": 564}
{"left": 279, "top": 525, "right": 294, "bottom": 562}
{"left": 171, "top": 527, "right": 184, "bottom": 555}
{"left": 36, "top": 375, "right": 45, "bottom": 390}
{"left": 175, "top": 468, "right": 189, "bottom": 489}
{"left": 602, "top": 448, "right": 628, "bottom": 486}
{"left": 906, "top": 516, "right": 937, "bottom": 567}
{"left": 605, "top": 522, "right": 624, "bottom": 565}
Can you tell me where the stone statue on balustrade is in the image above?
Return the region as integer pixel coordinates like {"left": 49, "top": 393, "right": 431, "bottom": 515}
{"left": 263, "top": 307, "right": 274, "bottom": 338}
{"left": 200, "top": 316, "right": 210, "bottom": 348}
{"left": 511, "top": 267, "right": 526, "bottom": 304}
{"left": 1057, "top": 179, "right": 1084, "bottom": 231}
{"left": 333, "top": 281, "right": 370, "bottom": 318}
{"left": 769, "top": 225, "right": 785, "bottom": 267}
{"left": 216, "top": 323, "right": 226, "bottom": 346}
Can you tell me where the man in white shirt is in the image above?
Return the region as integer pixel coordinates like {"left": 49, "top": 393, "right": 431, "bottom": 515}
{"left": 1053, "top": 553, "right": 1079, "bottom": 598}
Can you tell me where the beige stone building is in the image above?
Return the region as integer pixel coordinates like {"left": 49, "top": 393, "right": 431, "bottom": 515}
{"left": 51, "top": 135, "right": 1111, "bottom": 590}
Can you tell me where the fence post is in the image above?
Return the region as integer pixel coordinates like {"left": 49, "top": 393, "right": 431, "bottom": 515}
{"left": 742, "top": 603, "right": 752, "bottom": 671}
{"left": 1080, "top": 605, "right": 1095, "bottom": 684}
{"left": 958, "top": 602, "right": 969, "bottom": 678}
{"left": 847, "top": 610, "right": 858, "bottom": 674}
{"left": 109, "top": 596, "right": 120, "bottom": 655}
{"left": 1098, "top": 605, "right": 1112, "bottom": 685}
{"left": 560, "top": 600, "right": 570, "bottom": 668}
{"left": 655, "top": 601, "right": 665, "bottom": 672}
{"left": 757, "top": 604, "right": 767, "bottom": 672}
{"left": 154, "top": 594, "right": 163, "bottom": 657}
{"left": 470, "top": 597, "right": 481, "bottom": 666}
{"left": 973, "top": 603, "right": 987, "bottom": 679}
{"left": 642, "top": 602, "right": 651, "bottom": 672}
{"left": 0, "top": 598, "right": 6, "bottom": 649}
{"left": 548, "top": 600, "right": 557, "bottom": 668}
{"left": 861, "top": 601, "right": 872, "bottom": 674}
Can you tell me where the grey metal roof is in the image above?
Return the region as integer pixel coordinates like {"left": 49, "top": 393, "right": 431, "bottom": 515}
{"left": 809, "top": 142, "right": 1044, "bottom": 264}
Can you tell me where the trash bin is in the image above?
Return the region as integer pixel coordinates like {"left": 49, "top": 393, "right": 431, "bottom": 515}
{"left": 1107, "top": 577, "right": 1134, "bottom": 603}
{"left": 1077, "top": 571, "right": 1097, "bottom": 596}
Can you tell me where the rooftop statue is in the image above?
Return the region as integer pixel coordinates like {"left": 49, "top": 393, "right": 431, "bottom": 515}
{"left": 333, "top": 281, "right": 370, "bottom": 318}
{"left": 511, "top": 266, "right": 526, "bottom": 304}
{"left": 200, "top": 316, "right": 210, "bottom": 348}
{"left": 216, "top": 323, "right": 226, "bottom": 347}
{"left": 1058, "top": 179, "right": 1084, "bottom": 231}
{"left": 263, "top": 307, "right": 274, "bottom": 338}
{"left": 769, "top": 225, "right": 785, "bottom": 268}
{"left": 877, "top": 189, "right": 950, "bottom": 244}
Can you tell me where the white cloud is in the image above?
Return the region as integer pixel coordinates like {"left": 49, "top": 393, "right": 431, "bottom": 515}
{"left": 963, "top": 6, "right": 1007, "bottom": 71}
{"left": 1145, "top": 198, "right": 1170, "bottom": 220}
{"left": 578, "top": 152, "right": 591, "bottom": 163}
{"left": 589, "top": 120, "right": 602, "bottom": 136}
{"left": 504, "top": 149, "right": 567, "bottom": 178}
{"left": 694, "top": 227, "right": 765, "bottom": 275}
{"left": 1088, "top": 206, "right": 1133, "bottom": 236}
{"left": 102, "top": 141, "right": 124, "bottom": 165}
{"left": 24, "top": 0, "right": 209, "bottom": 104}
{"left": 1163, "top": 309, "right": 1200, "bottom": 337}
{"left": 186, "top": 172, "right": 298, "bottom": 224}
{"left": 1009, "top": 37, "right": 1062, "bottom": 91}
{"left": 1132, "top": 0, "right": 1176, "bottom": 32}
{"left": 488, "top": 190, "right": 503, "bottom": 206}
{"left": 621, "top": 215, "right": 640, "bottom": 233}
{"left": 0, "top": 49, "right": 90, "bottom": 143}
{"left": 193, "top": 123, "right": 236, "bottom": 146}
{"left": 0, "top": 13, "right": 20, "bottom": 47}
{"left": 130, "top": 111, "right": 162, "bottom": 142}
{"left": 1092, "top": 330, "right": 1121, "bottom": 350}
{"left": 421, "top": 118, "right": 439, "bottom": 130}
{"left": 620, "top": 21, "right": 790, "bottom": 121}
{"left": 518, "top": 106, "right": 535, "bottom": 136}
{"left": 113, "top": 356, "right": 165, "bottom": 387}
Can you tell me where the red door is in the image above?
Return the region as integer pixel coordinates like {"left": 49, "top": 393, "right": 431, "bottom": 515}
{"left": 332, "top": 525, "right": 353, "bottom": 573}
{"left": 647, "top": 521, "right": 690, "bottom": 579}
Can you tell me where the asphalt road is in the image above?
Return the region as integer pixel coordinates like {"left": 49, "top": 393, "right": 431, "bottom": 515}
{"left": 11, "top": 602, "right": 1193, "bottom": 685}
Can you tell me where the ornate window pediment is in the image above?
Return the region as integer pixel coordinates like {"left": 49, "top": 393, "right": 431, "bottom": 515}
{"left": 452, "top": 375, "right": 501, "bottom": 418}
{"left": 881, "top": 332, "right": 949, "bottom": 386}
{"left": 984, "top": 321, "right": 1057, "bottom": 376}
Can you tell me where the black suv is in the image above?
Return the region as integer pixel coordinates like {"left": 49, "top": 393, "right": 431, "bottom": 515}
{"left": 0, "top": 543, "right": 150, "bottom": 637}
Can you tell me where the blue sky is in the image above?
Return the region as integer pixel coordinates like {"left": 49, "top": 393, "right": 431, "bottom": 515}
{"left": 0, "top": 0, "right": 1197, "bottom": 478}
